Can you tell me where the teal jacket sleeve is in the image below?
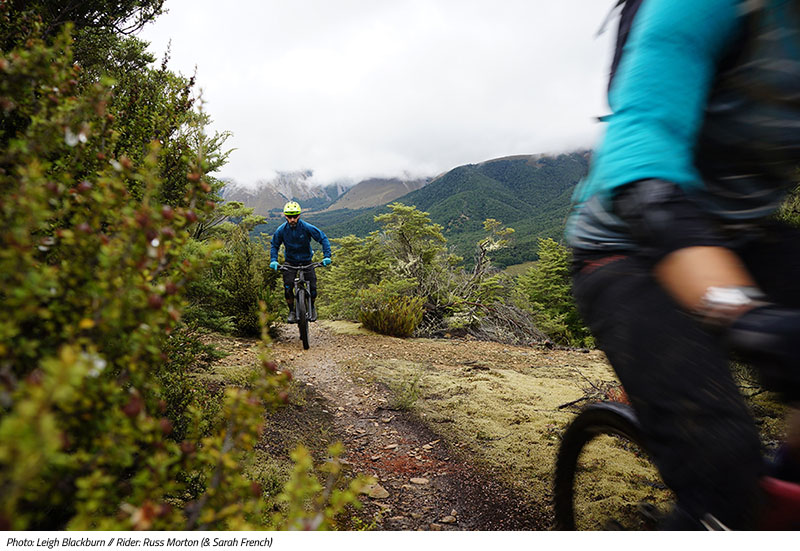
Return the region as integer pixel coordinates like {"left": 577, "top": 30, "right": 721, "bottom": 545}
{"left": 574, "top": 0, "right": 742, "bottom": 204}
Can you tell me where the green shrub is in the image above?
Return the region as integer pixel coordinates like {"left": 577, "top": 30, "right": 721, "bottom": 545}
{"left": 220, "top": 227, "right": 270, "bottom": 336}
{"left": 181, "top": 240, "right": 237, "bottom": 334}
{"left": 358, "top": 287, "right": 424, "bottom": 338}
{"left": 317, "top": 234, "right": 392, "bottom": 320}
{"left": 183, "top": 231, "right": 281, "bottom": 337}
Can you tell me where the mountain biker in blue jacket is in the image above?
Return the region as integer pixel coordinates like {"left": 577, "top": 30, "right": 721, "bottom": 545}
{"left": 270, "top": 201, "right": 332, "bottom": 323}
{"left": 566, "top": 0, "right": 800, "bottom": 529}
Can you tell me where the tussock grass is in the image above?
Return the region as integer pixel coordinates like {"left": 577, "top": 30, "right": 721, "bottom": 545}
{"left": 319, "top": 320, "right": 378, "bottom": 336}
{"left": 194, "top": 360, "right": 261, "bottom": 387}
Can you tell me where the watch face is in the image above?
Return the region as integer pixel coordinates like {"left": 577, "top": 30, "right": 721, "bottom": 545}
{"left": 705, "top": 286, "right": 751, "bottom": 306}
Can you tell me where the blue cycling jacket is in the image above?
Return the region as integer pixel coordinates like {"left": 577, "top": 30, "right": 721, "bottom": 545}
{"left": 270, "top": 218, "right": 331, "bottom": 265}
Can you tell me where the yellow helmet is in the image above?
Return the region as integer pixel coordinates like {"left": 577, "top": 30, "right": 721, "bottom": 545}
{"left": 283, "top": 201, "right": 302, "bottom": 216}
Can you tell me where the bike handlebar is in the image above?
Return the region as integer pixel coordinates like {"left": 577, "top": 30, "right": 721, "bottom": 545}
{"left": 277, "top": 261, "right": 326, "bottom": 271}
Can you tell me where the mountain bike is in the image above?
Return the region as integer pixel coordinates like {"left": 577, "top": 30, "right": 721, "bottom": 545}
{"left": 279, "top": 261, "right": 325, "bottom": 350}
{"left": 553, "top": 400, "right": 800, "bottom": 530}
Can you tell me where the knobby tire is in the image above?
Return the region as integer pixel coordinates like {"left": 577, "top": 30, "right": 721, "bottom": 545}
{"left": 297, "top": 288, "right": 309, "bottom": 350}
{"left": 553, "top": 401, "right": 649, "bottom": 530}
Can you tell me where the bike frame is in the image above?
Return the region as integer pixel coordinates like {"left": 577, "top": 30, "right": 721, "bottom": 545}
{"left": 279, "top": 261, "right": 324, "bottom": 349}
{"left": 284, "top": 264, "right": 312, "bottom": 299}
{"left": 760, "top": 474, "right": 800, "bottom": 530}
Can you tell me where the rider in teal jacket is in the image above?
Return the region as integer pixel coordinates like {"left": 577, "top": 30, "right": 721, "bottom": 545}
{"left": 567, "top": 0, "right": 800, "bottom": 529}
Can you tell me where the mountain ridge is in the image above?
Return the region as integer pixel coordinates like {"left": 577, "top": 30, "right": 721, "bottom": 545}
{"left": 245, "top": 151, "right": 590, "bottom": 267}
{"left": 300, "top": 151, "right": 589, "bottom": 266}
{"left": 222, "top": 171, "right": 430, "bottom": 215}
{"left": 221, "top": 170, "right": 352, "bottom": 215}
{"left": 323, "top": 177, "right": 430, "bottom": 211}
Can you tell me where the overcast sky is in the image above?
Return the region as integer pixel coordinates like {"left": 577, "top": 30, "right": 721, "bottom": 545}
{"left": 138, "top": 0, "right": 614, "bottom": 187}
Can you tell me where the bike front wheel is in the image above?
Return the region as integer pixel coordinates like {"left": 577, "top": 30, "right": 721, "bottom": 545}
{"left": 296, "top": 288, "right": 309, "bottom": 350}
{"left": 553, "top": 402, "right": 674, "bottom": 530}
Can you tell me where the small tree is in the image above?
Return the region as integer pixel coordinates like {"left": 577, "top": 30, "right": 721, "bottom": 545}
{"left": 220, "top": 226, "right": 271, "bottom": 336}
{"left": 321, "top": 204, "right": 459, "bottom": 330}
{"left": 317, "top": 233, "right": 392, "bottom": 320}
{"left": 515, "top": 238, "right": 593, "bottom": 347}
{"left": 461, "top": 219, "right": 515, "bottom": 304}
{"left": 374, "top": 203, "right": 461, "bottom": 323}
{"left": 440, "top": 219, "right": 517, "bottom": 333}
{"left": 375, "top": 202, "right": 458, "bottom": 284}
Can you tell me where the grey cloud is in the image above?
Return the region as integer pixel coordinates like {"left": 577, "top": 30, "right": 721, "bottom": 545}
{"left": 141, "top": 0, "right": 614, "bottom": 187}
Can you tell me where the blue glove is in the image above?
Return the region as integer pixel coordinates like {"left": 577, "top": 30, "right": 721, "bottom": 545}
{"left": 322, "top": 257, "right": 331, "bottom": 266}
{"left": 270, "top": 261, "right": 279, "bottom": 271}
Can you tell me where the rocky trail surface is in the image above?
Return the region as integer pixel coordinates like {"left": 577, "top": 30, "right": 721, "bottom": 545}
{"left": 209, "top": 320, "right": 617, "bottom": 531}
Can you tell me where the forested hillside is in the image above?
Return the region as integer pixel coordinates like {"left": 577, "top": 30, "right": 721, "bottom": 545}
{"left": 300, "top": 152, "right": 589, "bottom": 266}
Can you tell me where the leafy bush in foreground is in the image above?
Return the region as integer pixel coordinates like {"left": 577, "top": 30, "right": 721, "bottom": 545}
{"left": 0, "top": 20, "right": 362, "bottom": 530}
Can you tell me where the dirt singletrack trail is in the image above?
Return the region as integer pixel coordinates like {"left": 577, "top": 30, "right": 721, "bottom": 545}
{"left": 266, "top": 322, "right": 549, "bottom": 530}
{"left": 210, "top": 319, "right": 618, "bottom": 530}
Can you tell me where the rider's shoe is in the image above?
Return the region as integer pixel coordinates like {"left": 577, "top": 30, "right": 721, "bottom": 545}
{"left": 309, "top": 302, "right": 317, "bottom": 322}
{"left": 287, "top": 311, "right": 297, "bottom": 324}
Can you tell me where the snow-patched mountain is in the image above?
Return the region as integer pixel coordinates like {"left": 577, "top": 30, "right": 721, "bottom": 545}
{"left": 221, "top": 171, "right": 350, "bottom": 215}
{"left": 222, "top": 171, "right": 431, "bottom": 216}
